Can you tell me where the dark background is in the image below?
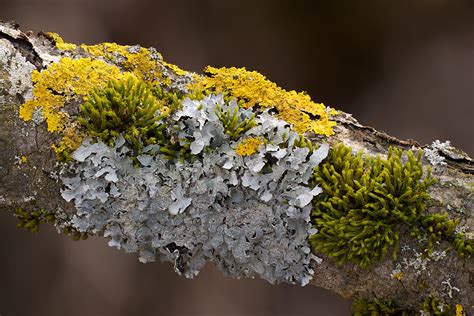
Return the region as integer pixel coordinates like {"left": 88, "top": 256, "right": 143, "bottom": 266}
{"left": 1, "top": 1, "right": 473, "bottom": 315}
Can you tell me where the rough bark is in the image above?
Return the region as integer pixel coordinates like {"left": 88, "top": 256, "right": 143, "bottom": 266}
{"left": 0, "top": 21, "right": 472, "bottom": 314}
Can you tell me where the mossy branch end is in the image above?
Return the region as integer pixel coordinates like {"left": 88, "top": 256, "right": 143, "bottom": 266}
{"left": 0, "top": 22, "right": 472, "bottom": 314}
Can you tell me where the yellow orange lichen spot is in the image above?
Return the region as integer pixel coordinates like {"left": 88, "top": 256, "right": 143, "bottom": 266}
{"left": 19, "top": 57, "right": 130, "bottom": 133}
{"left": 20, "top": 155, "right": 27, "bottom": 163}
{"left": 455, "top": 304, "right": 464, "bottom": 316}
{"left": 190, "top": 66, "right": 336, "bottom": 136}
{"left": 391, "top": 271, "right": 404, "bottom": 280}
{"left": 45, "top": 32, "right": 77, "bottom": 51}
{"left": 235, "top": 137, "right": 263, "bottom": 156}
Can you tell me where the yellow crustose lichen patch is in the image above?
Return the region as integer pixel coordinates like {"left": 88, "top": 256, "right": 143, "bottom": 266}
{"left": 190, "top": 66, "right": 336, "bottom": 136}
{"left": 45, "top": 32, "right": 78, "bottom": 51}
{"left": 19, "top": 57, "right": 130, "bottom": 133}
{"left": 82, "top": 43, "right": 186, "bottom": 87}
{"left": 163, "top": 61, "right": 188, "bottom": 76}
{"left": 235, "top": 137, "right": 263, "bottom": 156}
{"left": 82, "top": 43, "right": 158, "bottom": 80}
{"left": 44, "top": 32, "right": 187, "bottom": 86}
{"left": 19, "top": 57, "right": 134, "bottom": 158}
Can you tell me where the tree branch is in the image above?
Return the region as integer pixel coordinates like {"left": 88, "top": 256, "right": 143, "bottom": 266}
{"left": 0, "top": 21, "right": 472, "bottom": 314}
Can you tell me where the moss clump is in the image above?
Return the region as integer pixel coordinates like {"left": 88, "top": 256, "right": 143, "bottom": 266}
{"left": 214, "top": 102, "right": 256, "bottom": 140}
{"left": 157, "top": 136, "right": 193, "bottom": 162}
{"left": 452, "top": 233, "right": 474, "bottom": 258}
{"left": 14, "top": 208, "right": 56, "bottom": 233}
{"left": 14, "top": 208, "right": 87, "bottom": 241}
{"left": 410, "top": 213, "right": 473, "bottom": 257}
{"left": 353, "top": 295, "right": 461, "bottom": 316}
{"left": 352, "top": 298, "right": 409, "bottom": 316}
{"left": 79, "top": 75, "right": 171, "bottom": 155}
{"left": 293, "top": 134, "right": 314, "bottom": 151}
{"left": 310, "top": 143, "right": 435, "bottom": 268}
{"left": 415, "top": 213, "right": 458, "bottom": 253}
{"left": 79, "top": 75, "right": 193, "bottom": 162}
{"left": 420, "top": 295, "right": 452, "bottom": 315}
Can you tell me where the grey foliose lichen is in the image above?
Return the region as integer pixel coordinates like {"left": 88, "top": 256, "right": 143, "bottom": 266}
{"left": 60, "top": 94, "right": 328, "bottom": 285}
{"left": 424, "top": 140, "right": 450, "bottom": 166}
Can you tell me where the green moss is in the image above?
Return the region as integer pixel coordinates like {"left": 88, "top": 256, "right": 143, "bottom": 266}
{"left": 310, "top": 143, "right": 435, "bottom": 268}
{"left": 293, "top": 134, "right": 314, "bottom": 151}
{"left": 415, "top": 213, "right": 458, "bottom": 253}
{"left": 214, "top": 102, "right": 256, "bottom": 140}
{"left": 410, "top": 213, "right": 473, "bottom": 257}
{"left": 150, "top": 84, "right": 182, "bottom": 114}
{"left": 420, "top": 295, "right": 452, "bottom": 315}
{"left": 352, "top": 298, "right": 410, "bottom": 316}
{"left": 14, "top": 208, "right": 88, "bottom": 241}
{"left": 78, "top": 75, "right": 195, "bottom": 162}
{"left": 79, "top": 75, "right": 171, "bottom": 156}
{"left": 353, "top": 295, "right": 461, "bottom": 316}
{"left": 157, "top": 135, "right": 193, "bottom": 162}
{"left": 452, "top": 233, "right": 474, "bottom": 258}
{"left": 14, "top": 207, "right": 56, "bottom": 233}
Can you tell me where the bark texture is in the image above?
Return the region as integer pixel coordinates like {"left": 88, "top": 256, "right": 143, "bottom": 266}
{"left": 0, "top": 21, "right": 472, "bottom": 313}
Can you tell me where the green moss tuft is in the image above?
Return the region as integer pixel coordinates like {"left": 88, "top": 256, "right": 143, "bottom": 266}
{"left": 415, "top": 213, "right": 458, "bottom": 254}
{"left": 310, "top": 143, "right": 435, "bottom": 268}
{"left": 352, "top": 295, "right": 460, "bottom": 316}
{"left": 14, "top": 207, "right": 56, "bottom": 233}
{"left": 352, "top": 298, "right": 409, "bottom": 316}
{"left": 420, "top": 295, "right": 452, "bottom": 315}
{"left": 14, "top": 208, "right": 88, "bottom": 240}
{"left": 79, "top": 76, "right": 171, "bottom": 156}
{"left": 452, "top": 233, "right": 474, "bottom": 258}
{"left": 293, "top": 134, "right": 314, "bottom": 151}
{"left": 214, "top": 103, "right": 256, "bottom": 140}
{"left": 410, "top": 213, "right": 472, "bottom": 257}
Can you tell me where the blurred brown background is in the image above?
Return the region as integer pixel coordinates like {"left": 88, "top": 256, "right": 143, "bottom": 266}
{"left": 1, "top": 1, "right": 473, "bottom": 315}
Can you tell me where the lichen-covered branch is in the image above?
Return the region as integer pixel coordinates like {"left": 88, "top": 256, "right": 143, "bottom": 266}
{"left": 0, "top": 21, "right": 472, "bottom": 315}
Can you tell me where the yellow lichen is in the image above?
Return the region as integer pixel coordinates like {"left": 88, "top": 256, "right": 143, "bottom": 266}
{"left": 456, "top": 304, "right": 464, "bottom": 316}
{"left": 81, "top": 43, "right": 176, "bottom": 86}
{"left": 51, "top": 124, "right": 85, "bottom": 160}
{"left": 19, "top": 57, "right": 129, "bottom": 133}
{"left": 235, "top": 137, "right": 263, "bottom": 156}
{"left": 19, "top": 57, "right": 133, "bottom": 158}
{"left": 189, "top": 66, "right": 336, "bottom": 136}
{"left": 45, "top": 33, "right": 188, "bottom": 86}
{"left": 82, "top": 43, "right": 153, "bottom": 73}
{"left": 163, "top": 61, "right": 187, "bottom": 76}
{"left": 20, "top": 155, "right": 27, "bottom": 163}
{"left": 391, "top": 271, "right": 404, "bottom": 280}
{"left": 45, "top": 32, "right": 77, "bottom": 51}
{"left": 20, "top": 37, "right": 335, "bottom": 160}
